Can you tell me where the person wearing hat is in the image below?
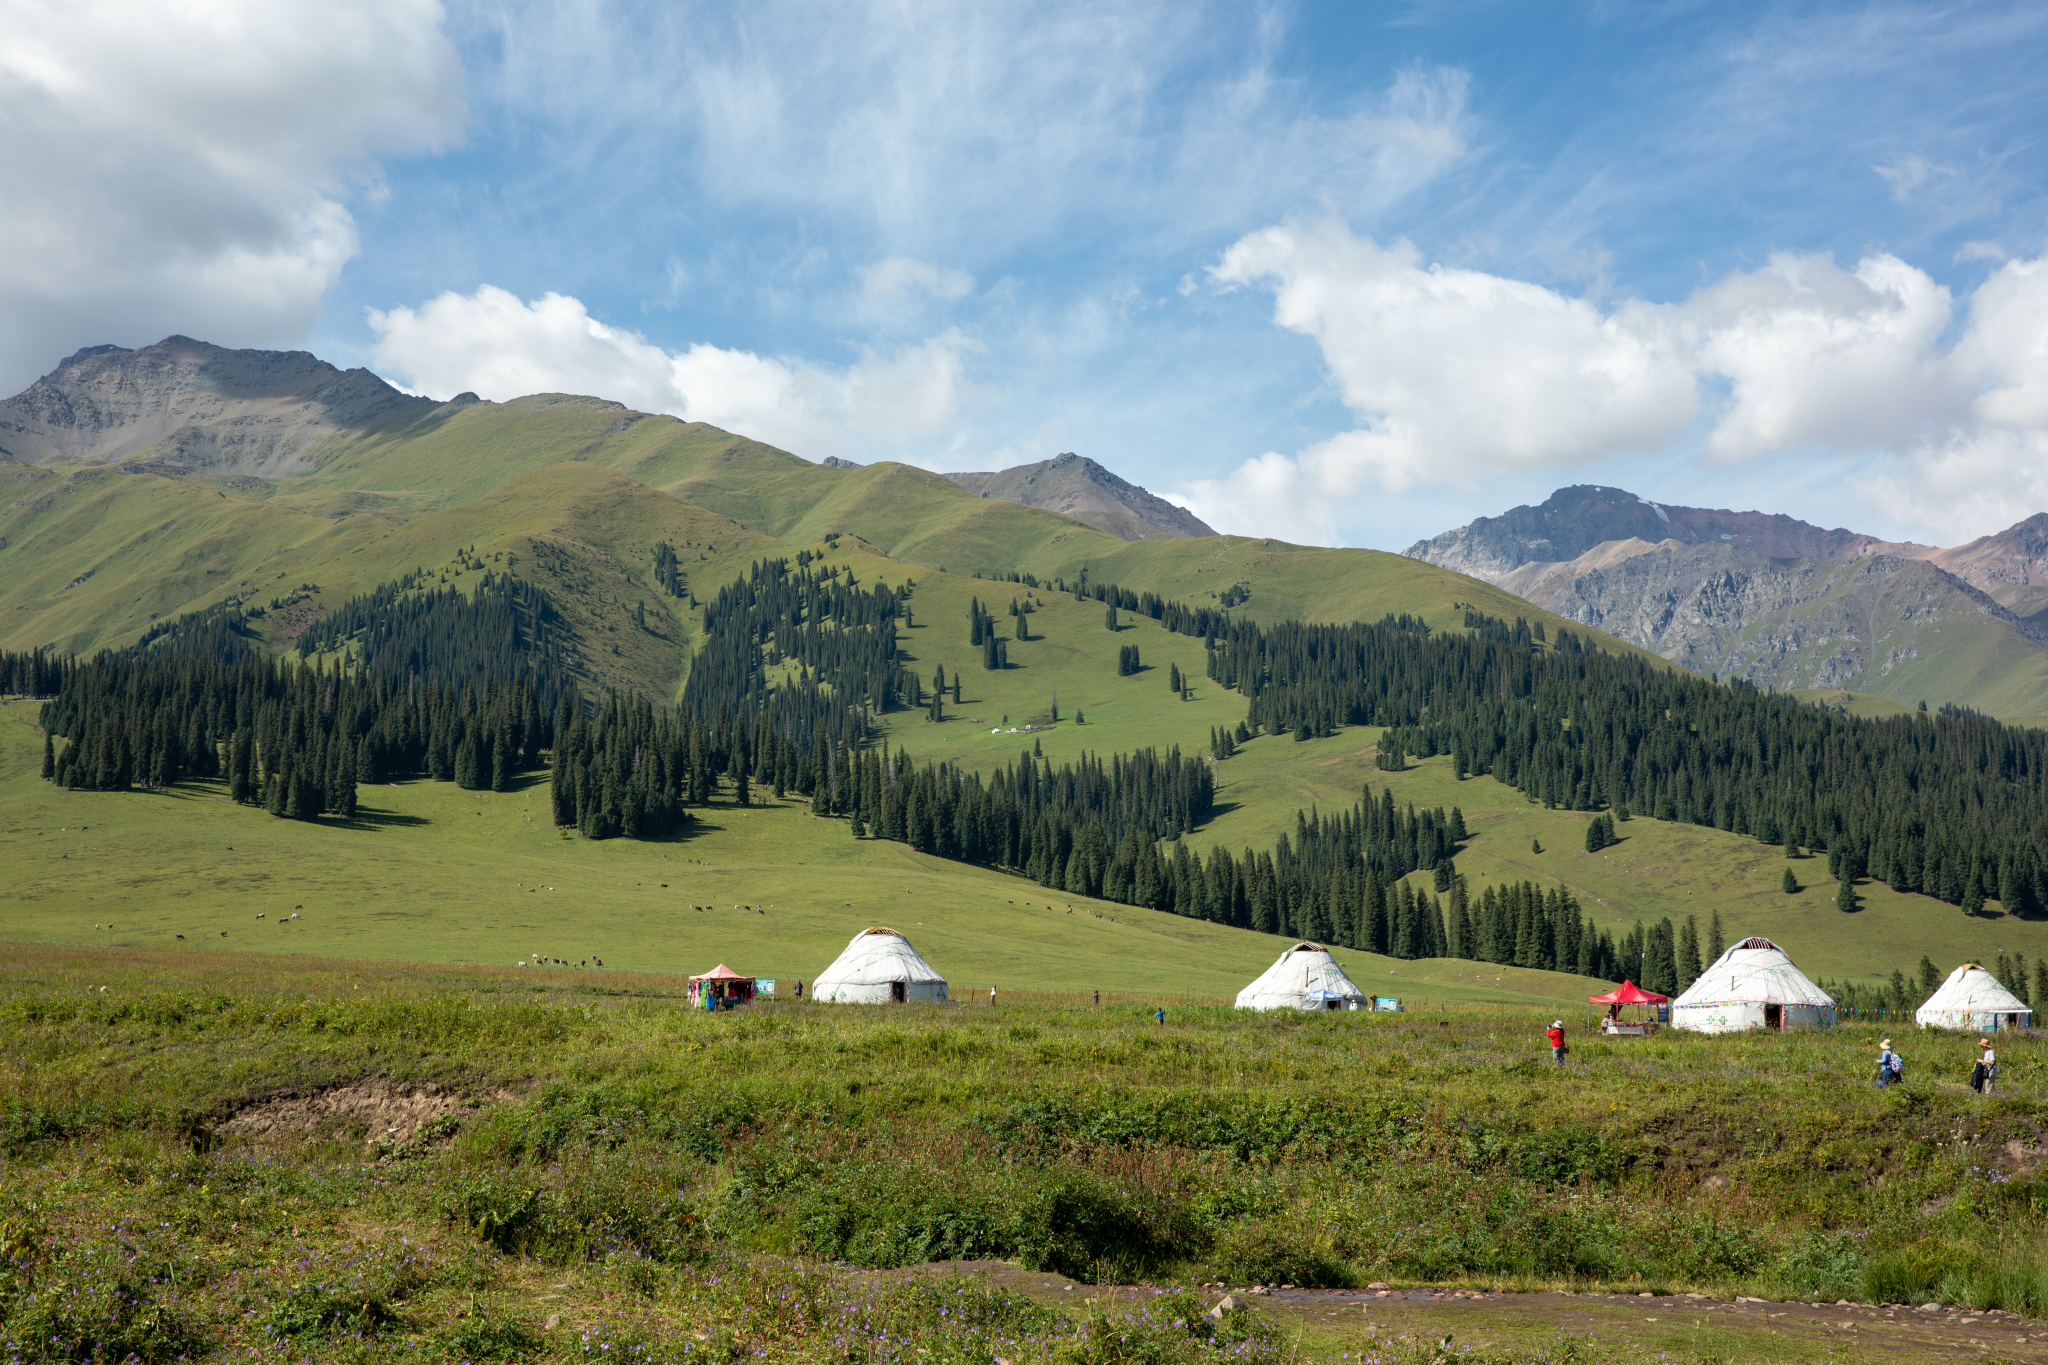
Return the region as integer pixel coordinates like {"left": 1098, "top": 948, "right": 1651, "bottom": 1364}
{"left": 1875, "top": 1037, "right": 1902, "bottom": 1089}
{"left": 1971, "top": 1038, "right": 1997, "bottom": 1095}
{"left": 1546, "top": 1018, "right": 1567, "bottom": 1066}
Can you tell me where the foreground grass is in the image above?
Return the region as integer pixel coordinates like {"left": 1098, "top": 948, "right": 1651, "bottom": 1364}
{"left": 4, "top": 944, "right": 2047, "bottom": 1363}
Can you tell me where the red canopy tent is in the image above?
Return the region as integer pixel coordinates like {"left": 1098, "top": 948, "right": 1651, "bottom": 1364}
{"left": 689, "top": 963, "right": 757, "bottom": 1011}
{"left": 1588, "top": 980, "right": 1668, "bottom": 1006}
{"left": 1588, "top": 979, "right": 1668, "bottom": 1034}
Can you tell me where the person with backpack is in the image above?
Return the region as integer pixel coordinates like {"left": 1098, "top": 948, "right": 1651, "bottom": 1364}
{"left": 1546, "top": 1019, "right": 1567, "bottom": 1066}
{"left": 1970, "top": 1038, "right": 1997, "bottom": 1094}
{"left": 1875, "top": 1038, "right": 1903, "bottom": 1088}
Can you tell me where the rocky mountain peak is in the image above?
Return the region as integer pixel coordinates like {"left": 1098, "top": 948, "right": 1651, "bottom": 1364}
{"left": 944, "top": 452, "right": 1213, "bottom": 541}
{"left": 1405, "top": 484, "right": 1929, "bottom": 582}
{"left": 0, "top": 335, "right": 438, "bottom": 476}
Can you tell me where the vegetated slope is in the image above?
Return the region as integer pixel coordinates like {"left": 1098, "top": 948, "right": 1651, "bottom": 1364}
{"left": 0, "top": 459, "right": 394, "bottom": 657}
{"left": 1510, "top": 540, "right": 2048, "bottom": 715}
{"left": 862, "top": 571, "right": 2045, "bottom": 985}
{"left": 1017, "top": 534, "right": 1670, "bottom": 668}
{"left": 0, "top": 458, "right": 788, "bottom": 702}
{"left": 944, "top": 452, "right": 1216, "bottom": 540}
{"left": 0, "top": 336, "right": 439, "bottom": 473}
{"left": 1178, "top": 733, "right": 2048, "bottom": 987}
{"left": 0, "top": 705, "right": 1589, "bottom": 1004}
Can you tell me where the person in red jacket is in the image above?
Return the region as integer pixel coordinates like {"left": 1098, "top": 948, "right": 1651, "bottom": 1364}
{"left": 1547, "top": 1019, "right": 1567, "bottom": 1066}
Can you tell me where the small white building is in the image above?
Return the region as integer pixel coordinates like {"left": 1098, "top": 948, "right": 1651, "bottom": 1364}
{"left": 812, "top": 927, "right": 949, "bottom": 1004}
{"left": 1235, "top": 941, "right": 1369, "bottom": 1011}
{"left": 1915, "top": 964, "right": 2032, "bottom": 1031}
{"left": 1670, "top": 936, "right": 1836, "bottom": 1034}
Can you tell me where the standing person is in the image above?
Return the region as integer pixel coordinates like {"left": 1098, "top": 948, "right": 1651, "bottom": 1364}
{"left": 1154, "top": 1008, "right": 1165, "bottom": 1025}
{"left": 989, "top": 986, "right": 997, "bottom": 1007}
{"left": 1092, "top": 990, "right": 1100, "bottom": 1007}
{"left": 794, "top": 979, "right": 804, "bottom": 1001}
{"left": 1876, "top": 1038, "right": 1902, "bottom": 1088}
{"left": 1546, "top": 1019, "right": 1567, "bottom": 1066}
{"left": 1971, "top": 1038, "right": 1997, "bottom": 1094}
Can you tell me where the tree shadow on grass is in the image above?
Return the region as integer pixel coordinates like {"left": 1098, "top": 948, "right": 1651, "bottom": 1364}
{"left": 339, "top": 807, "right": 430, "bottom": 830}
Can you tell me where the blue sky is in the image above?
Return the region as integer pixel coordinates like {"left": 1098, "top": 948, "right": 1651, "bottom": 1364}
{"left": 9, "top": 1, "right": 2048, "bottom": 548}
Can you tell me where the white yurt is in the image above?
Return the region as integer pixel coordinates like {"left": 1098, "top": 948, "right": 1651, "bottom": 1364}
{"left": 1235, "top": 942, "right": 1369, "bottom": 1011}
{"left": 1670, "top": 936, "right": 1836, "bottom": 1034}
{"left": 812, "top": 927, "right": 949, "bottom": 1004}
{"left": 1915, "top": 964, "right": 2032, "bottom": 1031}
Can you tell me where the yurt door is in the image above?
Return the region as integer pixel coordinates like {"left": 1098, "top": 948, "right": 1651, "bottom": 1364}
{"left": 1764, "top": 1004, "right": 1782, "bottom": 1030}
{"left": 891, "top": 981, "right": 907, "bottom": 1003}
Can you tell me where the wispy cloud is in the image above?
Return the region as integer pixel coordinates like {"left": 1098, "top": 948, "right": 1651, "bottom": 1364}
{"left": 1873, "top": 154, "right": 1959, "bottom": 203}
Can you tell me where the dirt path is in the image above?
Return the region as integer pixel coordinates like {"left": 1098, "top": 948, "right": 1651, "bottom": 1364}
{"left": 863, "top": 1262, "right": 2048, "bottom": 1362}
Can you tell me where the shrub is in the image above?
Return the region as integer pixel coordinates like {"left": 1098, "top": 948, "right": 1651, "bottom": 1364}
{"left": 437, "top": 1162, "right": 702, "bottom": 1264}
{"left": 1863, "top": 1239, "right": 1981, "bottom": 1305}
{"left": 1207, "top": 1221, "right": 1353, "bottom": 1288}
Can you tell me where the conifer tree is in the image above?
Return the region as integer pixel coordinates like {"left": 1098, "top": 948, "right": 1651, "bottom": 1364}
{"left": 41, "top": 732, "right": 54, "bottom": 781}
{"left": 1678, "top": 915, "right": 1702, "bottom": 990}
{"left": 1836, "top": 875, "right": 1858, "bottom": 913}
{"left": 1782, "top": 866, "right": 1799, "bottom": 894}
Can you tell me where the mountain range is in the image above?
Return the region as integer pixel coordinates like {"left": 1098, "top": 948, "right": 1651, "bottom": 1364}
{"left": 0, "top": 336, "right": 1605, "bottom": 684}
{"left": 1408, "top": 487, "right": 2048, "bottom": 717}
{"left": 12, "top": 335, "right": 2048, "bottom": 720}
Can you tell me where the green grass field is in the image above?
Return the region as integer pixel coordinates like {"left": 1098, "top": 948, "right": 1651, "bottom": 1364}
{"left": 0, "top": 703, "right": 1597, "bottom": 1007}
{"left": 6, "top": 944, "right": 2048, "bottom": 1363}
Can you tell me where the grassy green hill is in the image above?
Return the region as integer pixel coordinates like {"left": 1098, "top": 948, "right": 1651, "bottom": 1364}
{"left": 4, "top": 398, "right": 1655, "bottom": 685}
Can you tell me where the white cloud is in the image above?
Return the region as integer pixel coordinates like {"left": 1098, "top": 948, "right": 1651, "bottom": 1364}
{"left": 0, "top": 0, "right": 463, "bottom": 394}
{"left": 1190, "top": 218, "right": 2048, "bottom": 545}
{"left": 1171, "top": 450, "right": 1344, "bottom": 545}
{"left": 1206, "top": 218, "right": 1697, "bottom": 496}
{"left": 1685, "top": 250, "right": 1965, "bottom": 461}
{"left": 863, "top": 258, "right": 975, "bottom": 304}
{"left": 367, "top": 285, "right": 980, "bottom": 464}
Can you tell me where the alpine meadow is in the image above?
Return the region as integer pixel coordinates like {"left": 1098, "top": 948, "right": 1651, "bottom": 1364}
{"left": 9, "top": 322, "right": 2048, "bottom": 1357}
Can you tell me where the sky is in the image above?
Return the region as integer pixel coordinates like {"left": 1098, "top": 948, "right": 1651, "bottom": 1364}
{"left": 7, "top": 0, "right": 2048, "bottom": 550}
